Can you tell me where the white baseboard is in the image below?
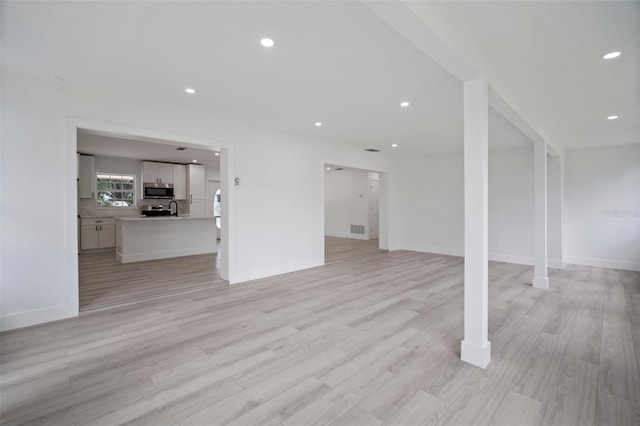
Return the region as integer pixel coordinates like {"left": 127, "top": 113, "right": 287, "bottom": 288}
{"left": 324, "top": 232, "right": 370, "bottom": 240}
{"left": 548, "top": 259, "right": 566, "bottom": 269}
{"left": 488, "top": 253, "right": 533, "bottom": 266}
{"left": 396, "top": 245, "right": 568, "bottom": 270}
{"left": 461, "top": 340, "right": 492, "bottom": 369}
{"left": 399, "top": 244, "right": 464, "bottom": 258}
{"left": 1, "top": 304, "right": 77, "bottom": 332}
{"left": 565, "top": 256, "right": 640, "bottom": 272}
{"left": 231, "top": 256, "right": 324, "bottom": 284}
{"left": 116, "top": 246, "right": 217, "bottom": 263}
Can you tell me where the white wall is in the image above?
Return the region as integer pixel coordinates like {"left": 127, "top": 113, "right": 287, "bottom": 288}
{"left": 324, "top": 168, "right": 370, "bottom": 239}
{"left": 565, "top": 144, "right": 640, "bottom": 271}
{"left": 0, "top": 71, "right": 389, "bottom": 330}
{"left": 488, "top": 148, "right": 534, "bottom": 263}
{"left": 388, "top": 153, "right": 464, "bottom": 255}
{"left": 388, "top": 148, "right": 538, "bottom": 264}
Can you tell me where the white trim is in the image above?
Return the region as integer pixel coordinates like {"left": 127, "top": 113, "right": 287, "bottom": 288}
{"left": 324, "top": 232, "right": 370, "bottom": 240}
{"left": 399, "top": 244, "right": 464, "bottom": 258}
{"left": 565, "top": 256, "right": 640, "bottom": 272}
{"left": 488, "top": 253, "right": 533, "bottom": 266}
{"left": 116, "top": 246, "right": 217, "bottom": 263}
{"left": 0, "top": 304, "right": 76, "bottom": 332}
{"left": 548, "top": 259, "right": 566, "bottom": 269}
{"left": 232, "top": 257, "right": 324, "bottom": 284}
{"left": 461, "top": 339, "right": 491, "bottom": 368}
{"left": 395, "top": 246, "right": 567, "bottom": 270}
{"left": 533, "top": 276, "right": 550, "bottom": 289}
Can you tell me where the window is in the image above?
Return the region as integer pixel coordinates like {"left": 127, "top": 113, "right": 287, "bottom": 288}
{"left": 96, "top": 173, "right": 136, "bottom": 208}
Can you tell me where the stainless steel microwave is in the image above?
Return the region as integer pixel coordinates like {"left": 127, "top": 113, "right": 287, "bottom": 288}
{"left": 143, "top": 182, "right": 174, "bottom": 199}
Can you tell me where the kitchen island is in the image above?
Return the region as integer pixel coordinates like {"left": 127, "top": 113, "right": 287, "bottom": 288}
{"left": 115, "top": 216, "right": 217, "bottom": 263}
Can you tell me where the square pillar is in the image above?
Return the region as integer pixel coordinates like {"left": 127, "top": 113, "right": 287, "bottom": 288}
{"left": 533, "top": 140, "right": 549, "bottom": 288}
{"left": 460, "top": 78, "right": 491, "bottom": 368}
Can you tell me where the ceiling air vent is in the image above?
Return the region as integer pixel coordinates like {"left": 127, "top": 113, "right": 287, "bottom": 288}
{"left": 176, "top": 147, "right": 187, "bottom": 151}
{"left": 335, "top": 167, "right": 344, "bottom": 171}
{"left": 364, "top": 148, "right": 380, "bottom": 152}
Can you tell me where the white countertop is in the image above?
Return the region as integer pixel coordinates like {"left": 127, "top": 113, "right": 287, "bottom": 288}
{"left": 116, "top": 215, "right": 213, "bottom": 221}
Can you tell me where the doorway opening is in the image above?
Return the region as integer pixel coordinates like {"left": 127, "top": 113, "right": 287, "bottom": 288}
{"left": 323, "top": 164, "right": 385, "bottom": 264}
{"left": 72, "top": 124, "right": 232, "bottom": 311}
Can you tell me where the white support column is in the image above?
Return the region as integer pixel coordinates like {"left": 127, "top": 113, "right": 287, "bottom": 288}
{"left": 533, "top": 140, "right": 549, "bottom": 288}
{"left": 460, "top": 78, "right": 491, "bottom": 369}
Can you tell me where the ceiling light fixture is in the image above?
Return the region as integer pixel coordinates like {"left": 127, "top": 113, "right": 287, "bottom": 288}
{"left": 214, "top": 152, "right": 220, "bottom": 156}
{"left": 315, "top": 122, "right": 322, "bottom": 127}
{"left": 400, "top": 101, "right": 410, "bottom": 108}
{"left": 185, "top": 88, "right": 196, "bottom": 94}
{"left": 602, "top": 51, "right": 621, "bottom": 60}
{"left": 326, "top": 167, "right": 331, "bottom": 170}
{"left": 392, "top": 143, "right": 398, "bottom": 148}
{"left": 260, "top": 38, "right": 275, "bottom": 47}
{"left": 192, "top": 160, "right": 198, "bottom": 163}
{"left": 607, "top": 115, "right": 619, "bottom": 120}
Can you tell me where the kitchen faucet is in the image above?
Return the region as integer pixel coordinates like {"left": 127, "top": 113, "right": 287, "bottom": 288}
{"left": 169, "top": 200, "right": 178, "bottom": 217}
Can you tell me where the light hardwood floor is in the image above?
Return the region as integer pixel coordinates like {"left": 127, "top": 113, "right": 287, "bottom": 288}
{"left": 324, "top": 237, "right": 382, "bottom": 264}
{"left": 79, "top": 251, "right": 226, "bottom": 311}
{"left": 2, "top": 241, "right": 639, "bottom": 425}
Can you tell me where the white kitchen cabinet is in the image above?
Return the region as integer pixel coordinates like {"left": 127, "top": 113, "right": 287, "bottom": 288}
{"left": 172, "top": 164, "right": 187, "bottom": 200}
{"left": 142, "top": 161, "right": 173, "bottom": 184}
{"left": 80, "top": 218, "right": 116, "bottom": 250}
{"left": 78, "top": 155, "right": 96, "bottom": 199}
{"left": 189, "top": 198, "right": 206, "bottom": 218}
{"left": 187, "top": 164, "right": 206, "bottom": 217}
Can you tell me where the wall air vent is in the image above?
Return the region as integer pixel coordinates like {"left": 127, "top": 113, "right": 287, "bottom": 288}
{"left": 350, "top": 224, "right": 365, "bottom": 235}
{"left": 364, "top": 148, "right": 380, "bottom": 152}
{"left": 176, "top": 147, "right": 187, "bottom": 151}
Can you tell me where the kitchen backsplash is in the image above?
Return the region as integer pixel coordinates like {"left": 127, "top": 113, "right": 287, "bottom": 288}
{"left": 78, "top": 198, "right": 190, "bottom": 218}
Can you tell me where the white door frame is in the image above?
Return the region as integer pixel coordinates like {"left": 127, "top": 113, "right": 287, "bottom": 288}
{"left": 66, "top": 118, "right": 237, "bottom": 315}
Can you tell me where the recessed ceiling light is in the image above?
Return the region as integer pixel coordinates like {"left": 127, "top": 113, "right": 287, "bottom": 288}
{"left": 607, "top": 115, "right": 619, "bottom": 120}
{"left": 185, "top": 88, "right": 196, "bottom": 94}
{"left": 326, "top": 167, "right": 331, "bottom": 170}
{"left": 260, "top": 38, "right": 274, "bottom": 47}
{"left": 602, "top": 51, "right": 621, "bottom": 60}
{"left": 315, "top": 122, "right": 322, "bottom": 127}
{"left": 392, "top": 143, "right": 398, "bottom": 147}
{"left": 400, "top": 101, "right": 410, "bottom": 108}
{"left": 192, "top": 160, "right": 198, "bottom": 163}
{"left": 214, "top": 152, "right": 220, "bottom": 156}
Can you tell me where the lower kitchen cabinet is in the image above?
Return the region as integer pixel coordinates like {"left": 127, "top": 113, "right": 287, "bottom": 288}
{"left": 81, "top": 218, "right": 116, "bottom": 250}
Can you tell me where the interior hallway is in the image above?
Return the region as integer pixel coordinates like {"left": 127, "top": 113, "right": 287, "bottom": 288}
{"left": 3, "top": 249, "right": 638, "bottom": 425}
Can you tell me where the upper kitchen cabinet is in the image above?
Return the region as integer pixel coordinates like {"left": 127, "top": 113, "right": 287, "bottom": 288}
{"left": 172, "top": 164, "right": 187, "bottom": 200}
{"left": 78, "top": 154, "right": 96, "bottom": 199}
{"left": 188, "top": 164, "right": 206, "bottom": 217}
{"left": 142, "top": 161, "right": 173, "bottom": 184}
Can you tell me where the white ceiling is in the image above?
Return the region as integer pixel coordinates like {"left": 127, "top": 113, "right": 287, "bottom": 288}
{"left": 4, "top": 1, "right": 546, "bottom": 154}
{"left": 78, "top": 130, "right": 221, "bottom": 168}
{"left": 405, "top": 1, "right": 640, "bottom": 149}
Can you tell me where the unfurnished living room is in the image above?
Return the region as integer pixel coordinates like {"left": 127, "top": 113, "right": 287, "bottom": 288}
{"left": 1, "top": 1, "right": 639, "bottom": 425}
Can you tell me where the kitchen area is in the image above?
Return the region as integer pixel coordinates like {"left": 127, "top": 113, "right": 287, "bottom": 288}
{"left": 76, "top": 130, "right": 225, "bottom": 310}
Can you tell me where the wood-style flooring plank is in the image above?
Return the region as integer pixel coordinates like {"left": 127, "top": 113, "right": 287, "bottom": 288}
{"left": 1, "top": 237, "right": 638, "bottom": 426}
{"left": 542, "top": 356, "right": 599, "bottom": 426}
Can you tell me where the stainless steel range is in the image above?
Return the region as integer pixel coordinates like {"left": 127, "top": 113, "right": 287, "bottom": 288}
{"left": 140, "top": 205, "right": 172, "bottom": 217}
